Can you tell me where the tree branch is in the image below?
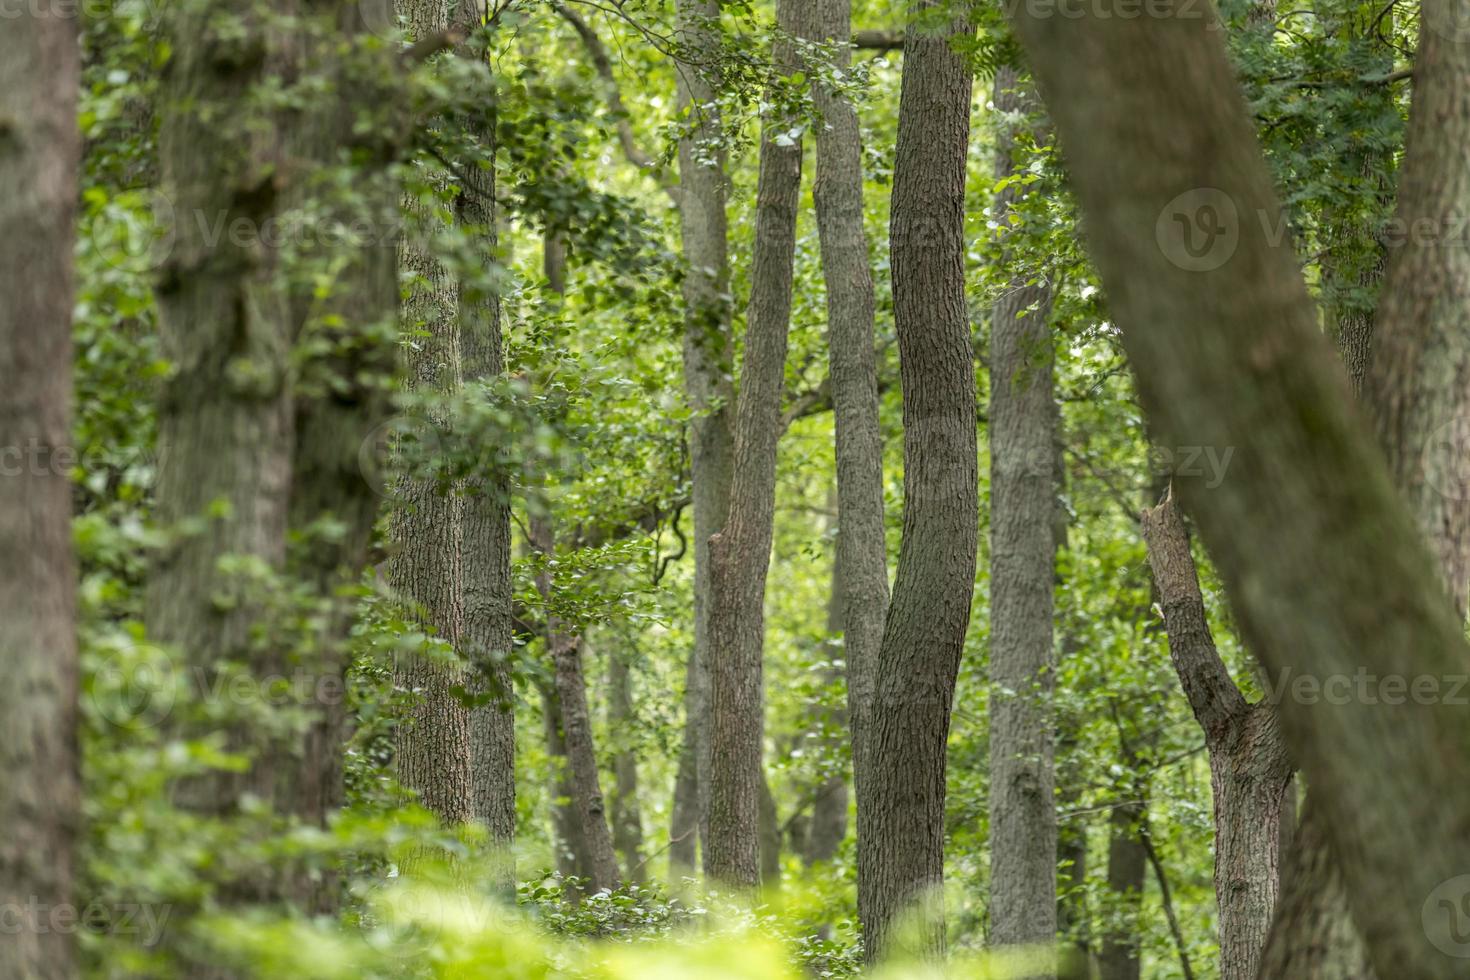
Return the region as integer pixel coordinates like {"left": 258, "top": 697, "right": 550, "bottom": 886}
{"left": 1140, "top": 486, "right": 1248, "bottom": 747}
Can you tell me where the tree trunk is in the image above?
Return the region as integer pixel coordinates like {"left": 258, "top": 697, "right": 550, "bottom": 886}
{"left": 453, "top": 21, "right": 517, "bottom": 866}
{"left": 0, "top": 11, "right": 78, "bottom": 978}
{"left": 703, "top": 0, "right": 808, "bottom": 887}
{"left": 1006, "top": 5, "right": 1470, "bottom": 975}
{"left": 668, "top": 0, "right": 735, "bottom": 877}
{"left": 530, "top": 517, "right": 620, "bottom": 893}
{"left": 150, "top": 0, "right": 300, "bottom": 913}
{"left": 1141, "top": 495, "right": 1292, "bottom": 979}
{"left": 608, "top": 650, "right": 646, "bottom": 881}
{"left": 803, "top": 538, "right": 852, "bottom": 867}
{"left": 857, "top": 4, "right": 978, "bottom": 960}
{"left": 813, "top": 0, "right": 890, "bottom": 804}
{"left": 389, "top": 0, "right": 474, "bottom": 827}
{"left": 1097, "top": 798, "right": 1145, "bottom": 980}
{"left": 1264, "top": 7, "right": 1470, "bottom": 970}
{"left": 987, "top": 63, "right": 1059, "bottom": 971}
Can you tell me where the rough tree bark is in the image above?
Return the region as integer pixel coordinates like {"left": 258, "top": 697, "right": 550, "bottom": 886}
{"left": 986, "top": 62, "right": 1059, "bottom": 971}
{"left": 1263, "top": 2, "right": 1470, "bottom": 971}
{"left": 608, "top": 650, "right": 647, "bottom": 881}
{"left": 668, "top": 0, "right": 735, "bottom": 877}
{"left": 813, "top": 0, "right": 890, "bottom": 812}
{"left": 1141, "top": 493, "right": 1293, "bottom": 979}
{"left": 703, "top": 0, "right": 808, "bottom": 886}
{"left": 1006, "top": 2, "right": 1470, "bottom": 975}
{"left": 0, "top": 10, "right": 78, "bottom": 978}
{"left": 387, "top": 0, "right": 474, "bottom": 832}
{"left": 453, "top": 11, "right": 518, "bottom": 862}
{"left": 857, "top": 2, "right": 977, "bottom": 960}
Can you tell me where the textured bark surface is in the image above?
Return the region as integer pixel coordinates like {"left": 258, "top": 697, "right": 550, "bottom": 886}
{"left": 607, "top": 650, "right": 647, "bottom": 881}
{"left": 0, "top": 11, "right": 79, "bottom": 978}
{"left": 703, "top": 0, "right": 807, "bottom": 887}
{"left": 857, "top": 4, "right": 977, "bottom": 960}
{"left": 1142, "top": 496, "right": 1291, "bottom": 979}
{"left": 530, "top": 516, "right": 620, "bottom": 892}
{"left": 813, "top": 0, "right": 890, "bottom": 800}
{"left": 668, "top": 0, "right": 735, "bottom": 876}
{"left": 1007, "top": 5, "right": 1470, "bottom": 974}
{"left": 1365, "top": 7, "right": 1470, "bottom": 621}
{"left": 453, "top": 23, "right": 517, "bottom": 856}
{"left": 986, "top": 63, "right": 1059, "bottom": 968}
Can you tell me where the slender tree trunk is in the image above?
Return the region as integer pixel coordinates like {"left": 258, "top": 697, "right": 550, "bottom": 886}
{"left": 703, "top": 0, "right": 808, "bottom": 886}
{"left": 669, "top": 0, "right": 736, "bottom": 877}
{"left": 530, "top": 255, "right": 619, "bottom": 893}
{"left": 803, "top": 535, "right": 852, "bottom": 867}
{"left": 813, "top": 0, "right": 890, "bottom": 805}
{"left": 987, "top": 63, "right": 1059, "bottom": 973}
{"left": 857, "top": 4, "right": 978, "bottom": 960}
{"left": 453, "top": 22, "right": 517, "bottom": 864}
{"left": 608, "top": 650, "right": 647, "bottom": 881}
{"left": 1006, "top": 5, "right": 1470, "bottom": 974}
{"left": 1097, "top": 799, "right": 1145, "bottom": 980}
{"left": 0, "top": 10, "right": 78, "bottom": 978}
{"left": 1141, "top": 495, "right": 1292, "bottom": 979}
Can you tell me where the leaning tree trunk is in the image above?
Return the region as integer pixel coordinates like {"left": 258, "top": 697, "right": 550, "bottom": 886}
{"left": 668, "top": 0, "right": 736, "bottom": 877}
{"left": 0, "top": 11, "right": 78, "bottom": 979}
{"left": 1263, "top": 3, "right": 1470, "bottom": 972}
{"left": 986, "top": 63, "right": 1059, "bottom": 972}
{"left": 1005, "top": 2, "right": 1470, "bottom": 975}
{"left": 1142, "top": 494, "right": 1293, "bottom": 979}
{"left": 703, "top": 0, "right": 808, "bottom": 887}
{"left": 813, "top": 0, "right": 890, "bottom": 813}
{"left": 857, "top": 2, "right": 978, "bottom": 961}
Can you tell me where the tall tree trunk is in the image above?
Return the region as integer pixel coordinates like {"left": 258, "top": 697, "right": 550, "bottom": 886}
{"left": 1264, "top": 4, "right": 1470, "bottom": 972}
{"left": 608, "top": 649, "right": 647, "bottom": 881}
{"left": 150, "top": 0, "right": 300, "bottom": 910}
{"left": 1097, "top": 798, "right": 1145, "bottom": 980}
{"left": 857, "top": 3, "right": 978, "bottom": 960}
{"left": 285, "top": 4, "right": 403, "bottom": 910}
{"left": 668, "top": 0, "right": 735, "bottom": 877}
{"left": 388, "top": 0, "right": 474, "bottom": 832}
{"left": 813, "top": 0, "right": 890, "bottom": 808}
{"left": 1006, "top": 4, "right": 1470, "bottom": 975}
{"left": 703, "top": 0, "right": 808, "bottom": 886}
{"left": 986, "top": 63, "right": 1059, "bottom": 972}
{"left": 531, "top": 250, "right": 620, "bottom": 893}
{"left": 803, "top": 534, "right": 852, "bottom": 867}
{"left": 1141, "top": 495, "right": 1292, "bottom": 979}
{"left": 453, "top": 19, "right": 517, "bottom": 867}
{"left": 0, "top": 10, "right": 78, "bottom": 978}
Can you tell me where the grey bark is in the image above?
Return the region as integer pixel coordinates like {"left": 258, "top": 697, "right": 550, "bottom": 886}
{"left": 703, "top": 0, "right": 808, "bottom": 886}
{"left": 813, "top": 0, "right": 890, "bottom": 802}
{"left": 986, "top": 63, "right": 1059, "bottom": 970}
{"left": 1141, "top": 495, "right": 1292, "bottom": 980}
{"left": 668, "top": 0, "right": 735, "bottom": 877}
{"left": 857, "top": 4, "right": 978, "bottom": 961}
{"left": 1005, "top": 4, "right": 1470, "bottom": 975}
{"left": 608, "top": 650, "right": 647, "bottom": 881}
{"left": 453, "top": 15, "right": 517, "bottom": 861}
{"left": 1265, "top": 4, "right": 1470, "bottom": 971}
{"left": 0, "top": 11, "right": 78, "bottom": 978}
